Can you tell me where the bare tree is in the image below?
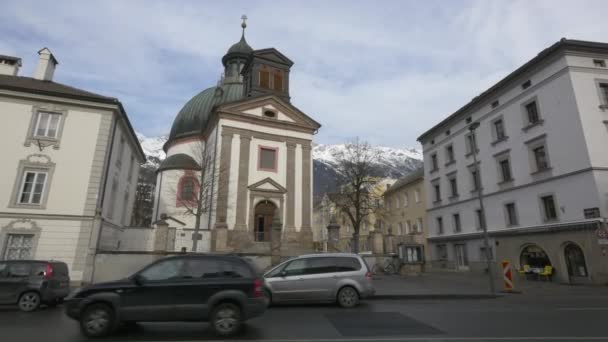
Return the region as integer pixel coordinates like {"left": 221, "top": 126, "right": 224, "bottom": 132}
{"left": 131, "top": 161, "right": 158, "bottom": 227}
{"left": 332, "top": 139, "right": 381, "bottom": 253}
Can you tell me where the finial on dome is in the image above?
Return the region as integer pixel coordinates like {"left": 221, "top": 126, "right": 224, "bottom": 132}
{"left": 241, "top": 14, "right": 248, "bottom": 37}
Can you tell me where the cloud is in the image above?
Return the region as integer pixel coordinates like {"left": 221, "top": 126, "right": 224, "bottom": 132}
{"left": 1, "top": 0, "right": 607, "bottom": 147}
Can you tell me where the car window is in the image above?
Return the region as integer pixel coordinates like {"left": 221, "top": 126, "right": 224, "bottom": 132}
{"left": 223, "top": 260, "right": 253, "bottom": 278}
{"left": 307, "top": 257, "right": 337, "bottom": 275}
{"left": 139, "top": 259, "right": 184, "bottom": 281}
{"left": 31, "top": 263, "right": 47, "bottom": 277}
{"left": 283, "top": 259, "right": 308, "bottom": 276}
{"left": 8, "top": 263, "right": 31, "bottom": 278}
{"left": 265, "top": 262, "right": 287, "bottom": 278}
{"left": 0, "top": 263, "right": 7, "bottom": 278}
{"left": 335, "top": 257, "right": 362, "bottom": 272}
{"left": 52, "top": 263, "right": 69, "bottom": 276}
{"left": 181, "top": 258, "right": 224, "bottom": 279}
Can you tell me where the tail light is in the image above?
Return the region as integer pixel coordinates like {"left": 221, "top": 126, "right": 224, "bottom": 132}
{"left": 253, "top": 278, "right": 263, "bottom": 298}
{"left": 365, "top": 271, "right": 372, "bottom": 280}
{"left": 44, "top": 263, "right": 54, "bottom": 280}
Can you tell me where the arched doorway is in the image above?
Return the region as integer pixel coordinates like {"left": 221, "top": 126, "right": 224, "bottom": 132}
{"left": 520, "top": 244, "right": 551, "bottom": 272}
{"left": 254, "top": 201, "right": 276, "bottom": 242}
{"left": 564, "top": 243, "right": 588, "bottom": 282}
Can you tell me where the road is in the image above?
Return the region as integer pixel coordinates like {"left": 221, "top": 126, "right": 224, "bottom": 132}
{"left": 2, "top": 293, "right": 608, "bottom": 342}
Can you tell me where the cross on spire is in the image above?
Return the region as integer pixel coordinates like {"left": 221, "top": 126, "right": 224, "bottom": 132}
{"left": 241, "top": 14, "right": 248, "bottom": 38}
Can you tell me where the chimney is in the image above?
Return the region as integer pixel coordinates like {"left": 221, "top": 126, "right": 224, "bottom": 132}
{"left": 0, "top": 55, "right": 22, "bottom": 76}
{"left": 34, "top": 48, "right": 58, "bottom": 81}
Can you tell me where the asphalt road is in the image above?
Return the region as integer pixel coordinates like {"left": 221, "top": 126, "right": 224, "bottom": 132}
{"left": 2, "top": 293, "right": 608, "bottom": 342}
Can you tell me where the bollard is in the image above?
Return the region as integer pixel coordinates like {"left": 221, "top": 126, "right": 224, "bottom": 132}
{"left": 502, "top": 260, "right": 514, "bottom": 292}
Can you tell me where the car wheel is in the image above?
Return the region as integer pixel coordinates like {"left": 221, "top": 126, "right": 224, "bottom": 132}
{"left": 18, "top": 292, "right": 41, "bottom": 312}
{"left": 337, "top": 286, "right": 359, "bottom": 308}
{"left": 263, "top": 289, "right": 272, "bottom": 307}
{"left": 80, "top": 303, "right": 116, "bottom": 338}
{"left": 211, "top": 302, "right": 242, "bottom": 336}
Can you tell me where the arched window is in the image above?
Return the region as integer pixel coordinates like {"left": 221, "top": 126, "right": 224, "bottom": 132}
{"left": 181, "top": 179, "right": 195, "bottom": 201}
{"left": 176, "top": 174, "right": 199, "bottom": 207}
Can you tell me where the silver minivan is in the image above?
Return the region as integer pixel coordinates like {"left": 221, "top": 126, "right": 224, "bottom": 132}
{"left": 263, "top": 253, "right": 375, "bottom": 307}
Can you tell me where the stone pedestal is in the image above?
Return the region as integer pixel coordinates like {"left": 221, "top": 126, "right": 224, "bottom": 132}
{"left": 371, "top": 231, "right": 384, "bottom": 255}
{"left": 211, "top": 222, "right": 230, "bottom": 252}
{"left": 154, "top": 221, "right": 169, "bottom": 252}
{"left": 385, "top": 234, "right": 396, "bottom": 255}
{"left": 326, "top": 215, "right": 341, "bottom": 253}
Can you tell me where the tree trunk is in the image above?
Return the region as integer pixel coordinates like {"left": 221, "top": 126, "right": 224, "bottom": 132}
{"left": 352, "top": 231, "right": 360, "bottom": 254}
{"left": 192, "top": 160, "right": 207, "bottom": 252}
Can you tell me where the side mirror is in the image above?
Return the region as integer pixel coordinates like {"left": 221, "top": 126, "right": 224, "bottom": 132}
{"left": 280, "top": 270, "right": 288, "bottom": 277}
{"left": 132, "top": 274, "right": 144, "bottom": 286}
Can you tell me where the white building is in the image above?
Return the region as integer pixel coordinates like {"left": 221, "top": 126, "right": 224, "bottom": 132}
{"left": 152, "top": 20, "right": 321, "bottom": 254}
{"left": 417, "top": 39, "right": 608, "bottom": 284}
{"left": 0, "top": 48, "right": 145, "bottom": 282}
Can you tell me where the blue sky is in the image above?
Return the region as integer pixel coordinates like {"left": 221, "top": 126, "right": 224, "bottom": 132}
{"left": 1, "top": 0, "right": 606, "bottom": 148}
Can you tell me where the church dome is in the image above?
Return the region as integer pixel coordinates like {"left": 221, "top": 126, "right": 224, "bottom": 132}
{"left": 168, "top": 82, "right": 244, "bottom": 143}
{"left": 222, "top": 35, "right": 253, "bottom": 66}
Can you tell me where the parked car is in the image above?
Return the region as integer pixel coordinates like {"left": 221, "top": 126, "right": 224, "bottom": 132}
{"left": 0, "top": 260, "right": 70, "bottom": 312}
{"left": 263, "top": 253, "right": 375, "bottom": 307}
{"left": 65, "top": 254, "right": 266, "bottom": 338}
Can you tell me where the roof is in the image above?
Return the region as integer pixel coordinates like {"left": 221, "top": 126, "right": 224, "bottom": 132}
{"left": 167, "top": 83, "right": 244, "bottom": 145}
{"left": 417, "top": 38, "right": 608, "bottom": 142}
{"left": 0, "top": 74, "right": 146, "bottom": 161}
{"left": 384, "top": 167, "right": 424, "bottom": 196}
{"left": 0, "top": 54, "right": 22, "bottom": 66}
{"left": 157, "top": 153, "right": 201, "bottom": 173}
{"left": 222, "top": 35, "right": 253, "bottom": 66}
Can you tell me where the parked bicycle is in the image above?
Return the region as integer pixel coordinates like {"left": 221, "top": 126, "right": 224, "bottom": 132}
{"left": 372, "top": 256, "right": 402, "bottom": 275}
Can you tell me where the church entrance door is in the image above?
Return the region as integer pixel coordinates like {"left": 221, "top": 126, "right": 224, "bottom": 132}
{"left": 254, "top": 201, "right": 276, "bottom": 242}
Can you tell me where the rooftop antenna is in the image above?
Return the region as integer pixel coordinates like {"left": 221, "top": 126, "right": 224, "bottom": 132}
{"left": 241, "top": 14, "right": 247, "bottom": 38}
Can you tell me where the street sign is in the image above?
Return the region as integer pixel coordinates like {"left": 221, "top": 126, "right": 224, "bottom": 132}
{"left": 501, "top": 260, "right": 513, "bottom": 292}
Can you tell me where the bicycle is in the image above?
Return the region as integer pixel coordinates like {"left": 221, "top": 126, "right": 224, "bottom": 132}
{"left": 372, "top": 256, "right": 402, "bottom": 275}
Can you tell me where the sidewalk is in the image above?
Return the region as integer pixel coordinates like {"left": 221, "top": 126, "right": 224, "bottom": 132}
{"left": 370, "top": 272, "right": 608, "bottom": 300}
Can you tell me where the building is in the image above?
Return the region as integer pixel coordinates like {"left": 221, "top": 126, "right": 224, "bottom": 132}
{"left": 417, "top": 39, "right": 608, "bottom": 284}
{"left": 153, "top": 19, "right": 321, "bottom": 254}
{"left": 0, "top": 48, "right": 145, "bottom": 282}
{"left": 382, "top": 167, "right": 429, "bottom": 271}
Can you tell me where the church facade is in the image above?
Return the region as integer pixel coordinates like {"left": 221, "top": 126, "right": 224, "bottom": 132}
{"left": 153, "top": 20, "right": 321, "bottom": 254}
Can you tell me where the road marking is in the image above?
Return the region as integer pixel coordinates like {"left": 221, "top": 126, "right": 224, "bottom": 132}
{"left": 127, "top": 337, "right": 608, "bottom": 342}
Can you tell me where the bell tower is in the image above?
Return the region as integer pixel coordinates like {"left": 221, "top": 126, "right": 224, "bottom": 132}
{"left": 242, "top": 47, "right": 294, "bottom": 102}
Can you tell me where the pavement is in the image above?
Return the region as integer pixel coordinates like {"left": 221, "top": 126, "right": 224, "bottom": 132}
{"left": 371, "top": 271, "right": 608, "bottom": 299}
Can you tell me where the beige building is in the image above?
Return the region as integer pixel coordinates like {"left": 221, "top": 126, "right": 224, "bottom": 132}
{"left": 0, "top": 49, "right": 145, "bottom": 282}
{"left": 382, "top": 167, "right": 429, "bottom": 269}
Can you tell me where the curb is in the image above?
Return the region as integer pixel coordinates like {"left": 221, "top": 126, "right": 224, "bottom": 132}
{"left": 370, "top": 293, "right": 503, "bottom": 300}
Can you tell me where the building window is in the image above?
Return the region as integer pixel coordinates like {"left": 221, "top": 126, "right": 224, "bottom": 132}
{"left": 263, "top": 110, "right": 277, "bottom": 118}
{"left": 3, "top": 234, "right": 34, "bottom": 260}
{"left": 398, "top": 222, "right": 404, "bottom": 235}
{"left": 466, "top": 117, "right": 472, "bottom": 124}
{"left": 522, "top": 80, "right": 532, "bottom": 89}
{"left": 599, "top": 83, "right": 608, "bottom": 107}
{"left": 402, "top": 245, "right": 424, "bottom": 264}
{"left": 505, "top": 202, "right": 518, "bottom": 226}
{"left": 116, "top": 136, "right": 125, "bottom": 168}
{"left": 433, "top": 183, "right": 441, "bottom": 202}
{"left": 403, "top": 193, "right": 409, "bottom": 207}
{"left": 499, "top": 158, "right": 512, "bottom": 182}
{"left": 431, "top": 153, "right": 439, "bottom": 171}
{"left": 17, "top": 171, "right": 47, "bottom": 205}
{"left": 493, "top": 119, "right": 506, "bottom": 141}
{"left": 594, "top": 59, "right": 606, "bottom": 67}
{"left": 258, "top": 146, "right": 278, "bottom": 171}
{"left": 395, "top": 196, "right": 400, "bottom": 209}
{"left": 453, "top": 213, "right": 461, "bottom": 233}
{"left": 470, "top": 168, "right": 481, "bottom": 191}
{"left": 415, "top": 189, "right": 421, "bottom": 203}
{"left": 475, "top": 209, "right": 485, "bottom": 230}
{"left": 107, "top": 178, "right": 118, "bottom": 219}
{"left": 416, "top": 217, "right": 423, "bottom": 233}
{"left": 33, "top": 112, "right": 62, "bottom": 138}
{"left": 406, "top": 220, "right": 412, "bottom": 234}
{"left": 273, "top": 72, "right": 283, "bottom": 91}
{"left": 259, "top": 70, "right": 270, "bottom": 89}
{"left": 533, "top": 145, "right": 549, "bottom": 171}
{"left": 465, "top": 133, "right": 477, "bottom": 155}
{"left": 436, "top": 217, "right": 443, "bottom": 235}
{"left": 446, "top": 145, "right": 455, "bottom": 163}
{"left": 541, "top": 195, "right": 558, "bottom": 221}
{"left": 525, "top": 100, "right": 540, "bottom": 125}
{"left": 437, "top": 244, "right": 448, "bottom": 260}
{"left": 449, "top": 176, "right": 458, "bottom": 197}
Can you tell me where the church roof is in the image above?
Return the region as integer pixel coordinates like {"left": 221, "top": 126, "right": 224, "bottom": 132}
{"left": 168, "top": 82, "right": 244, "bottom": 143}
{"left": 157, "top": 153, "right": 201, "bottom": 173}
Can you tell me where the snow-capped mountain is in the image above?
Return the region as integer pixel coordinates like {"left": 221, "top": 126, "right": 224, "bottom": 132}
{"left": 136, "top": 133, "right": 423, "bottom": 196}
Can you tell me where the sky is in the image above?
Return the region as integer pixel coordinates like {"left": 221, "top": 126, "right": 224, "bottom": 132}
{"left": 1, "top": 0, "right": 607, "bottom": 148}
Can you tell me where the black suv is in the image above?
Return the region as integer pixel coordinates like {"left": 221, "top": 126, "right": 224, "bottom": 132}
{"left": 65, "top": 254, "right": 266, "bottom": 337}
{"left": 0, "top": 260, "right": 70, "bottom": 312}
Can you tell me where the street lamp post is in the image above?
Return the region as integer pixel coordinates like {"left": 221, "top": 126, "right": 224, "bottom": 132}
{"left": 469, "top": 122, "right": 496, "bottom": 295}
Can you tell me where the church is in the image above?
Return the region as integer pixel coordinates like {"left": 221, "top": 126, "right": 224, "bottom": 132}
{"left": 152, "top": 18, "right": 321, "bottom": 254}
